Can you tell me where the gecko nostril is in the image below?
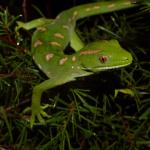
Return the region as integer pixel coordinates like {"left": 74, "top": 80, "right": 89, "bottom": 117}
{"left": 123, "top": 57, "right": 129, "bottom": 61}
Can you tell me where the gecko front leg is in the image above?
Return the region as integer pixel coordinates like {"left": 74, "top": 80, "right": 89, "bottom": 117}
{"left": 31, "top": 83, "right": 51, "bottom": 127}
{"left": 30, "top": 76, "right": 72, "bottom": 128}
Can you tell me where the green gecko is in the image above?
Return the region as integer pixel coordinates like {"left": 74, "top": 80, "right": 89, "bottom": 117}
{"left": 16, "top": 0, "right": 138, "bottom": 127}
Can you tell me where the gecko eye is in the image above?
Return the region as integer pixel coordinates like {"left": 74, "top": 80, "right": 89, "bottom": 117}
{"left": 99, "top": 56, "right": 108, "bottom": 63}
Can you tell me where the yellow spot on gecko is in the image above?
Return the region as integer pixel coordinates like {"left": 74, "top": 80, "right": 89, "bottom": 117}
{"left": 33, "top": 40, "right": 43, "bottom": 48}
{"left": 62, "top": 25, "right": 70, "bottom": 30}
{"left": 77, "top": 66, "right": 80, "bottom": 69}
{"left": 93, "top": 6, "right": 100, "bottom": 9}
{"left": 124, "top": 2, "right": 131, "bottom": 5}
{"left": 73, "top": 11, "right": 78, "bottom": 16}
{"left": 49, "top": 41, "right": 61, "bottom": 47}
{"left": 85, "top": 8, "right": 91, "bottom": 11}
{"left": 59, "top": 57, "right": 68, "bottom": 65}
{"left": 80, "top": 50, "right": 100, "bottom": 55}
{"left": 70, "top": 11, "right": 78, "bottom": 22}
{"left": 45, "top": 53, "right": 54, "bottom": 61}
{"left": 72, "top": 11, "right": 78, "bottom": 20}
{"left": 108, "top": 4, "right": 115, "bottom": 9}
{"left": 72, "top": 56, "right": 76, "bottom": 62}
{"left": 37, "top": 27, "right": 47, "bottom": 32}
{"left": 54, "top": 33, "right": 64, "bottom": 39}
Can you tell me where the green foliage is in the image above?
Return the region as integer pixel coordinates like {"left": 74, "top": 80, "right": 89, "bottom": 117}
{"left": 0, "top": 1, "right": 150, "bottom": 150}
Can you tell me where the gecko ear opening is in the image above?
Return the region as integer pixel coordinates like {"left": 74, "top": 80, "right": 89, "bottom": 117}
{"left": 64, "top": 45, "right": 76, "bottom": 55}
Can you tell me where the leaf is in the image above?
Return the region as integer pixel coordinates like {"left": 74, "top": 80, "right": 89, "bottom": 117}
{"left": 139, "top": 108, "right": 150, "bottom": 120}
{"left": 114, "top": 88, "right": 134, "bottom": 98}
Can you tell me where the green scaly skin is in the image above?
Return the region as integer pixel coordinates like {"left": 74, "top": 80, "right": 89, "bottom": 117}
{"left": 16, "top": 0, "right": 139, "bottom": 127}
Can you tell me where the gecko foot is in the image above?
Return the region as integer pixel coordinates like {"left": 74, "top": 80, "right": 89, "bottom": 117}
{"left": 30, "top": 104, "right": 51, "bottom": 128}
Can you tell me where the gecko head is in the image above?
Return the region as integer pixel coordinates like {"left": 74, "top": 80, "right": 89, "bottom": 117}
{"left": 79, "top": 40, "right": 133, "bottom": 71}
